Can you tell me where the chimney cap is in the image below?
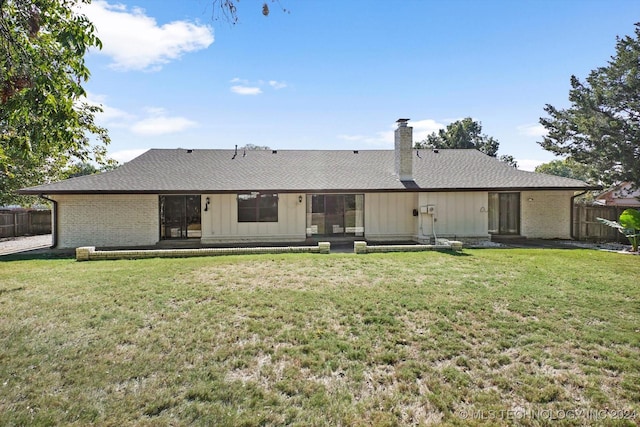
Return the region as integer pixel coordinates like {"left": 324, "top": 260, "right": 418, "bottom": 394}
{"left": 396, "top": 118, "right": 410, "bottom": 127}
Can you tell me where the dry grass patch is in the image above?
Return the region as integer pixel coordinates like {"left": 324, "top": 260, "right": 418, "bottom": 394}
{"left": 0, "top": 249, "right": 639, "bottom": 426}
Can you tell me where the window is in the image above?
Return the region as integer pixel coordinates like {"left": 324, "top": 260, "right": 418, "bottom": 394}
{"left": 237, "top": 192, "right": 278, "bottom": 222}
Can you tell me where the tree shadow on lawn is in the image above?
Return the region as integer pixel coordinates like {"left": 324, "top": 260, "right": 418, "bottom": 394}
{"left": 0, "top": 249, "right": 75, "bottom": 262}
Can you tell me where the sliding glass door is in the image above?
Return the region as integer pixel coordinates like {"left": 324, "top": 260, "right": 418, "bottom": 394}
{"left": 488, "top": 192, "right": 520, "bottom": 235}
{"left": 306, "top": 194, "right": 364, "bottom": 237}
{"left": 160, "top": 195, "right": 201, "bottom": 239}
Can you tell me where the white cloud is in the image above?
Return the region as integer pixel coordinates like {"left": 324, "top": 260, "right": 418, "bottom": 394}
{"left": 109, "top": 148, "right": 149, "bottom": 163}
{"left": 230, "top": 85, "right": 263, "bottom": 96}
{"left": 83, "top": 92, "right": 133, "bottom": 125}
{"left": 339, "top": 130, "right": 392, "bottom": 147}
{"left": 337, "top": 119, "right": 446, "bottom": 148}
{"left": 338, "top": 134, "right": 365, "bottom": 142}
{"left": 516, "top": 159, "right": 545, "bottom": 172}
{"left": 229, "top": 77, "right": 286, "bottom": 95}
{"left": 131, "top": 108, "right": 197, "bottom": 135}
{"left": 81, "top": 0, "right": 214, "bottom": 71}
{"left": 410, "top": 119, "right": 446, "bottom": 142}
{"left": 269, "top": 80, "right": 287, "bottom": 90}
{"left": 518, "top": 123, "right": 547, "bottom": 138}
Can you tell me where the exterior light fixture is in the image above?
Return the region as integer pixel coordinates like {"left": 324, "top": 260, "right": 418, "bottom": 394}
{"left": 298, "top": 195, "right": 303, "bottom": 204}
{"left": 204, "top": 197, "right": 210, "bottom": 211}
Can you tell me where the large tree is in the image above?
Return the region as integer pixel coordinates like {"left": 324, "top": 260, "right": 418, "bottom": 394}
{"left": 534, "top": 158, "right": 595, "bottom": 182}
{"left": 415, "top": 117, "right": 517, "bottom": 167}
{"left": 0, "top": 0, "right": 109, "bottom": 205}
{"left": 539, "top": 24, "right": 640, "bottom": 188}
{"left": 415, "top": 117, "right": 499, "bottom": 156}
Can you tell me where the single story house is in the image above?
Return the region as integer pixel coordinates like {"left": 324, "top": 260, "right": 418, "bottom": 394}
{"left": 19, "top": 119, "right": 598, "bottom": 249}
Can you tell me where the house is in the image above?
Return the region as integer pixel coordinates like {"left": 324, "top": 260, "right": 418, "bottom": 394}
{"left": 19, "top": 119, "right": 598, "bottom": 249}
{"left": 595, "top": 182, "right": 640, "bottom": 208}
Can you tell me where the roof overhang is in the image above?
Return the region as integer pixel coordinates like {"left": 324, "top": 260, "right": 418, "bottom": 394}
{"left": 19, "top": 185, "right": 602, "bottom": 196}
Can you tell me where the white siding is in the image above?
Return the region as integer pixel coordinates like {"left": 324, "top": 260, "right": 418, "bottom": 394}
{"left": 201, "top": 193, "right": 307, "bottom": 243}
{"left": 365, "top": 193, "right": 418, "bottom": 240}
{"left": 520, "top": 190, "right": 574, "bottom": 239}
{"left": 416, "top": 192, "right": 489, "bottom": 240}
{"left": 51, "top": 194, "right": 158, "bottom": 248}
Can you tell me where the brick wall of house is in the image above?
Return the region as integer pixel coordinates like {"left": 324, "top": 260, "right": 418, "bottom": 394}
{"left": 51, "top": 194, "right": 158, "bottom": 248}
{"left": 520, "top": 190, "right": 574, "bottom": 239}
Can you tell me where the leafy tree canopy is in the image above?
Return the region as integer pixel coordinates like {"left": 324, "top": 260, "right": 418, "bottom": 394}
{"left": 415, "top": 118, "right": 499, "bottom": 156}
{"left": 240, "top": 144, "right": 271, "bottom": 150}
{"left": 60, "top": 160, "right": 118, "bottom": 180}
{"left": 415, "top": 117, "right": 516, "bottom": 167}
{"left": 534, "top": 158, "right": 596, "bottom": 182}
{"left": 0, "top": 0, "right": 110, "bottom": 206}
{"left": 539, "top": 23, "right": 640, "bottom": 189}
{"left": 497, "top": 154, "right": 518, "bottom": 169}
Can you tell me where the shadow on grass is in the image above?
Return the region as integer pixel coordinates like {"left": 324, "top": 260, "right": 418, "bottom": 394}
{"left": 0, "top": 286, "right": 25, "bottom": 295}
{"left": 0, "top": 250, "right": 75, "bottom": 262}
{"left": 441, "top": 250, "right": 472, "bottom": 257}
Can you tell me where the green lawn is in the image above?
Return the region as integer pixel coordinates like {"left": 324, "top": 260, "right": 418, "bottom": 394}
{"left": 1, "top": 249, "right": 639, "bottom": 426}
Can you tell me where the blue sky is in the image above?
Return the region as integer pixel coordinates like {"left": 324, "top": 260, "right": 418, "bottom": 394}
{"left": 80, "top": 0, "right": 640, "bottom": 170}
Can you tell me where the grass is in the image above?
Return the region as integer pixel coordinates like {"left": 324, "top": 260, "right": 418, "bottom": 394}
{"left": 0, "top": 249, "right": 639, "bottom": 426}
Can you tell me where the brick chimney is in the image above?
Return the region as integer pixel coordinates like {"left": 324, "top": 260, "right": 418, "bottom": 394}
{"left": 394, "top": 118, "right": 413, "bottom": 181}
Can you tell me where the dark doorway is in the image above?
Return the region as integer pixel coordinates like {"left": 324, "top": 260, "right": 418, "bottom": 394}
{"left": 160, "top": 195, "right": 201, "bottom": 239}
{"left": 488, "top": 192, "right": 520, "bottom": 235}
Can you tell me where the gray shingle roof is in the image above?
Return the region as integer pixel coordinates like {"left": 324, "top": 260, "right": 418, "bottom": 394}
{"left": 19, "top": 148, "right": 595, "bottom": 194}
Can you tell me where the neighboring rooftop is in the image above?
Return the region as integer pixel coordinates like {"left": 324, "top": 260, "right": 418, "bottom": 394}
{"left": 20, "top": 148, "right": 596, "bottom": 195}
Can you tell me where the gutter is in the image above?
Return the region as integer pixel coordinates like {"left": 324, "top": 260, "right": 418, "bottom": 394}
{"left": 570, "top": 190, "right": 588, "bottom": 240}
{"left": 18, "top": 186, "right": 601, "bottom": 196}
{"left": 39, "top": 194, "right": 58, "bottom": 249}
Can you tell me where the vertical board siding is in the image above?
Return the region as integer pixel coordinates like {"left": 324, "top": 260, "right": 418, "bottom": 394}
{"left": 417, "top": 192, "right": 489, "bottom": 239}
{"left": 364, "top": 193, "right": 418, "bottom": 240}
{"left": 202, "top": 193, "right": 306, "bottom": 243}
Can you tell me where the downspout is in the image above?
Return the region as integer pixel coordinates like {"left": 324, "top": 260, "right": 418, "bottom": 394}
{"left": 570, "top": 190, "right": 587, "bottom": 240}
{"left": 39, "top": 194, "right": 58, "bottom": 248}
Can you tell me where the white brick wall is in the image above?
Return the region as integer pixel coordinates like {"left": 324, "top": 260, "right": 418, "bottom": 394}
{"left": 51, "top": 194, "right": 159, "bottom": 248}
{"left": 520, "top": 190, "right": 574, "bottom": 239}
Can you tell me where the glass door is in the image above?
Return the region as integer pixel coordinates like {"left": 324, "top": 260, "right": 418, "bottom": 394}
{"left": 325, "top": 195, "right": 345, "bottom": 235}
{"left": 160, "top": 195, "right": 201, "bottom": 239}
{"left": 306, "top": 194, "right": 364, "bottom": 237}
{"left": 488, "top": 192, "right": 520, "bottom": 235}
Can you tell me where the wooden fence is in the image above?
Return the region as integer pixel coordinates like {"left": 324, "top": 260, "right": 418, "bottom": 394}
{"left": 0, "top": 210, "right": 51, "bottom": 238}
{"left": 572, "top": 205, "right": 629, "bottom": 243}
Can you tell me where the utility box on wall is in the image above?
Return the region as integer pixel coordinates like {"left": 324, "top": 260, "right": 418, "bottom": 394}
{"left": 420, "top": 205, "right": 436, "bottom": 215}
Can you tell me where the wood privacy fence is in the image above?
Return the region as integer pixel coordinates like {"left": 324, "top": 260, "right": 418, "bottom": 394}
{"left": 572, "top": 205, "right": 631, "bottom": 243}
{"left": 0, "top": 210, "right": 51, "bottom": 238}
